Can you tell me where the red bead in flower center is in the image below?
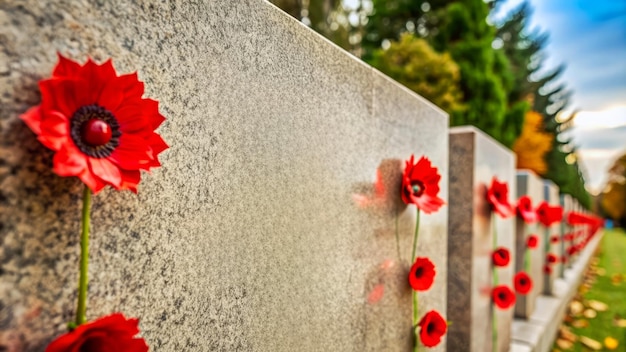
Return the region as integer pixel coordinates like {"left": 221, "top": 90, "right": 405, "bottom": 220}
{"left": 82, "top": 119, "right": 112, "bottom": 146}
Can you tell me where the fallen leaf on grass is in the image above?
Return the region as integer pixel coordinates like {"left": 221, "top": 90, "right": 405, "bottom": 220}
{"left": 614, "top": 318, "right": 626, "bottom": 328}
{"left": 611, "top": 274, "right": 622, "bottom": 284}
{"left": 559, "top": 326, "right": 577, "bottom": 342}
{"left": 583, "top": 309, "right": 597, "bottom": 319}
{"left": 572, "top": 319, "right": 589, "bottom": 328}
{"left": 596, "top": 268, "right": 606, "bottom": 276}
{"left": 580, "top": 336, "right": 602, "bottom": 350}
{"left": 556, "top": 338, "right": 573, "bottom": 350}
{"left": 587, "top": 300, "right": 608, "bottom": 312}
{"left": 570, "top": 301, "right": 584, "bottom": 315}
{"left": 604, "top": 336, "right": 619, "bottom": 350}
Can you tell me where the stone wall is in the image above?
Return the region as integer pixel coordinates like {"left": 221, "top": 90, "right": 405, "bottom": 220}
{"left": 0, "top": 0, "right": 448, "bottom": 351}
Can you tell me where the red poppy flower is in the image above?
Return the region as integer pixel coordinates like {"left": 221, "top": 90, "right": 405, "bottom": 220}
{"left": 566, "top": 211, "right": 597, "bottom": 226}
{"left": 401, "top": 155, "right": 445, "bottom": 214}
{"left": 417, "top": 310, "right": 447, "bottom": 348}
{"left": 492, "top": 285, "right": 516, "bottom": 309}
{"left": 543, "top": 265, "right": 552, "bottom": 274}
{"left": 546, "top": 253, "right": 558, "bottom": 264}
{"left": 516, "top": 196, "right": 537, "bottom": 223}
{"left": 567, "top": 246, "right": 576, "bottom": 256}
{"left": 21, "top": 54, "right": 168, "bottom": 194}
{"left": 409, "top": 257, "right": 436, "bottom": 291}
{"left": 486, "top": 177, "right": 514, "bottom": 218}
{"left": 550, "top": 235, "right": 560, "bottom": 244}
{"left": 492, "top": 247, "right": 511, "bottom": 267}
{"left": 46, "top": 313, "right": 148, "bottom": 352}
{"left": 514, "top": 272, "right": 533, "bottom": 295}
{"left": 536, "top": 202, "right": 563, "bottom": 227}
{"left": 526, "top": 235, "right": 539, "bottom": 249}
{"left": 564, "top": 233, "right": 574, "bottom": 241}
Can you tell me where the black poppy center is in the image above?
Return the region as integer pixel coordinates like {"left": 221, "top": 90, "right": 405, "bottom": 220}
{"left": 70, "top": 104, "right": 121, "bottom": 158}
{"left": 415, "top": 267, "right": 424, "bottom": 278}
{"left": 498, "top": 292, "right": 506, "bottom": 300}
{"left": 520, "top": 278, "right": 527, "bottom": 285}
{"left": 411, "top": 181, "right": 425, "bottom": 197}
{"left": 427, "top": 321, "right": 436, "bottom": 334}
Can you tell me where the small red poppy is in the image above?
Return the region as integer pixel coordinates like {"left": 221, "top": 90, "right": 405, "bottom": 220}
{"left": 401, "top": 155, "right": 445, "bottom": 214}
{"left": 550, "top": 235, "right": 560, "bottom": 244}
{"left": 21, "top": 54, "right": 168, "bottom": 194}
{"left": 564, "top": 233, "right": 574, "bottom": 241}
{"left": 487, "top": 177, "right": 514, "bottom": 218}
{"left": 514, "top": 272, "right": 533, "bottom": 295}
{"left": 546, "top": 253, "right": 558, "bottom": 264}
{"left": 516, "top": 196, "right": 537, "bottom": 223}
{"left": 526, "top": 235, "right": 539, "bottom": 249}
{"left": 46, "top": 313, "right": 148, "bottom": 352}
{"left": 409, "top": 257, "right": 436, "bottom": 291}
{"left": 567, "top": 246, "right": 576, "bottom": 256}
{"left": 567, "top": 211, "right": 594, "bottom": 225}
{"left": 536, "top": 202, "right": 563, "bottom": 227}
{"left": 492, "top": 247, "right": 511, "bottom": 267}
{"left": 543, "top": 265, "right": 552, "bottom": 274}
{"left": 492, "top": 285, "right": 516, "bottom": 309}
{"left": 417, "top": 310, "right": 448, "bottom": 348}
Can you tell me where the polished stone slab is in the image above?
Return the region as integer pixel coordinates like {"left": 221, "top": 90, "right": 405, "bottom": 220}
{"left": 542, "top": 181, "right": 560, "bottom": 295}
{"left": 448, "top": 127, "right": 516, "bottom": 352}
{"left": 514, "top": 171, "right": 544, "bottom": 318}
{"left": 559, "top": 195, "right": 574, "bottom": 274}
{"left": 0, "top": 1, "right": 449, "bottom": 351}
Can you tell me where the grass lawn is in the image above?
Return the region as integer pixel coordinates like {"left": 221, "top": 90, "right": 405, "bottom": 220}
{"left": 553, "top": 228, "right": 626, "bottom": 351}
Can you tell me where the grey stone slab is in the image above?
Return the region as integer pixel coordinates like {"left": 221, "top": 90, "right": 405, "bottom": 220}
{"left": 514, "top": 171, "right": 545, "bottom": 318}
{"left": 447, "top": 127, "right": 516, "bottom": 352}
{"left": 511, "top": 342, "right": 534, "bottom": 352}
{"left": 542, "top": 180, "right": 560, "bottom": 295}
{"left": 511, "top": 320, "right": 542, "bottom": 350}
{"left": 0, "top": 1, "right": 449, "bottom": 351}
{"left": 528, "top": 295, "right": 560, "bottom": 325}
{"left": 559, "top": 195, "right": 574, "bottom": 273}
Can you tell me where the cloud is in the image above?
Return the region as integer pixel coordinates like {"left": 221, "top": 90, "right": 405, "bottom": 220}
{"left": 493, "top": 0, "right": 626, "bottom": 111}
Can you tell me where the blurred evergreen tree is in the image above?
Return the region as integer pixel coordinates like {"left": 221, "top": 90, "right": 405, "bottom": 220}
{"left": 364, "top": 0, "right": 518, "bottom": 147}
{"left": 497, "top": 2, "right": 590, "bottom": 207}
{"left": 600, "top": 153, "right": 626, "bottom": 226}
{"left": 370, "top": 33, "right": 464, "bottom": 112}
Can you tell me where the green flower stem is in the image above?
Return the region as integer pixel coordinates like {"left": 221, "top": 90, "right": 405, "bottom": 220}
{"left": 492, "top": 214, "right": 498, "bottom": 352}
{"left": 395, "top": 206, "right": 401, "bottom": 262}
{"left": 524, "top": 246, "right": 531, "bottom": 273}
{"left": 76, "top": 186, "right": 91, "bottom": 326}
{"left": 412, "top": 208, "right": 421, "bottom": 352}
{"left": 411, "top": 208, "right": 421, "bottom": 263}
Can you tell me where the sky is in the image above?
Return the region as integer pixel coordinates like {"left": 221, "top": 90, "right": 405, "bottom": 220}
{"left": 492, "top": 0, "right": 626, "bottom": 193}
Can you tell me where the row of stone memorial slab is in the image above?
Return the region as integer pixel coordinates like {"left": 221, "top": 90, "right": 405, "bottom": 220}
{"left": 445, "top": 126, "right": 602, "bottom": 352}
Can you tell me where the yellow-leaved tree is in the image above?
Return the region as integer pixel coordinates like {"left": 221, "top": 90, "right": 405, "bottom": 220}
{"left": 512, "top": 111, "right": 553, "bottom": 174}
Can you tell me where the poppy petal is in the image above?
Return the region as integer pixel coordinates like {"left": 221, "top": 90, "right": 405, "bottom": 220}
{"left": 52, "top": 144, "right": 88, "bottom": 176}
{"left": 119, "top": 169, "right": 141, "bottom": 193}
{"left": 20, "top": 106, "right": 43, "bottom": 134}
{"left": 89, "top": 158, "right": 122, "bottom": 189}
{"left": 52, "top": 53, "right": 82, "bottom": 77}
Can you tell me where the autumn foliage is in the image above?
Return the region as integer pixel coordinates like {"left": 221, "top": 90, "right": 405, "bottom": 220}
{"left": 512, "top": 111, "right": 553, "bottom": 175}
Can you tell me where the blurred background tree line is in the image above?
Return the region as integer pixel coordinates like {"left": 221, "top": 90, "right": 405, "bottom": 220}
{"left": 269, "top": 0, "right": 591, "bottom": 208}
{"left": 598, "top": 153, "right": 626, "bottom": 227}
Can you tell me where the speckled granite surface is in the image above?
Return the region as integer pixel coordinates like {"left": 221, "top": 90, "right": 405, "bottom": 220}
{"left": 447, "top": 127, "right": 516, "bottom": 352}
{"left": 0, "top": 1, "right": 448, "bottom": 351}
